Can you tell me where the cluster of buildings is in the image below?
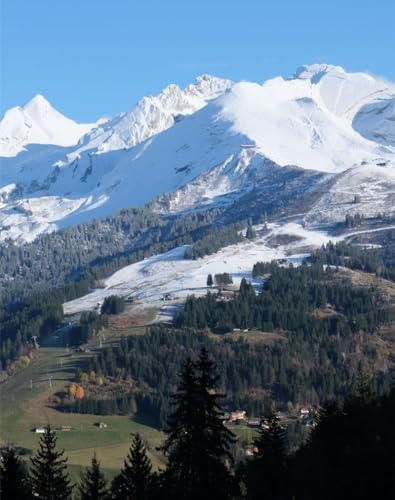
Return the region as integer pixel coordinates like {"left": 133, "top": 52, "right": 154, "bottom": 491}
{"left": 224, "top": 406, "right": 316, "bottom": 428}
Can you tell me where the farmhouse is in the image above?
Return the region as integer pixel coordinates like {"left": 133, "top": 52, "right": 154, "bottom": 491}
{"left": 229, "top": 410, "right": 246, "bottom": 422}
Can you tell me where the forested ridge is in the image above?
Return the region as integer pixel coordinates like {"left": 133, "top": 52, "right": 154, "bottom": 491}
{"left": 60, "top": 254, "right": 394, "bottom": 428}
{"left": 310, "top": 241, "right": 395, "bottom": 281}
{"left": 176, "top": 263, "right": 390, "bottom": 332}
{"left": 0, "top": 205, "right": 249, "bottom": 370}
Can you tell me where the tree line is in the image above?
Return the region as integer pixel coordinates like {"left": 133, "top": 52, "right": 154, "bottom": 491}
{"left": 310, "top": 241, "right": 395, "bottom": 281}
{"left": 176, "top": 263, "right": 391, "bottom": 333}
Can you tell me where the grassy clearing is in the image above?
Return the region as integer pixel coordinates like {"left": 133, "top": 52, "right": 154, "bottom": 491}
{"left": 0, "top": 341, "right": 164, "bottom": 477}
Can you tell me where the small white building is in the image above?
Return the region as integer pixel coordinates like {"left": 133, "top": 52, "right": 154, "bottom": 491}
{"left": 229, "top": 410, "right": 246, "bottom": 422}
{"left": 35, "top": 427, "right": 46, "bottom": 434}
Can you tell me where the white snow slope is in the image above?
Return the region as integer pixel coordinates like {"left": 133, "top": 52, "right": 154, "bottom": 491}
{"left": 64, "top": 220, "right": 395, "bottom": 317}
{"left": 63, "top": 222, "right": 331, "bottom": 315}
{"left": 1, "top": 64, "right": 395, "bottom": 243}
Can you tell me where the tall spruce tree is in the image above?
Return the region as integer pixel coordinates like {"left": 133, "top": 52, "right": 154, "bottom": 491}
{"left": 160, "top": 348, "right": 238, "bottom": 500}
{"left": 0, "top": 445, "right": 30, "bottom": 500}
{"left": 111, "top": 433, "right": 154, "bottom": 500}
{"left": 78, "top": 452, "right": 109, "bottom": 500}
{"left": 246, "top": 410, "right": 287, "bottom": 500}
{"left": 30, "top": 425, "right": 72, "bottom": 500}
{"left": 246, "top": 225, "right": 256, "bottom": 240}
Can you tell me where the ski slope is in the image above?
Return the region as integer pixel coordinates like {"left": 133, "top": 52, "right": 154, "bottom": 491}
{"left": 63, "top": 223, "right": 338, "bottom": 316}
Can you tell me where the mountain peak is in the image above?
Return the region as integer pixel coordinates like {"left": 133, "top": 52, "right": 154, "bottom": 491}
{"left": 192, "top": 74, "right": 233, "bottom": 99}
{"left": 0, "top": 94, "right": 94, "bottom": 157}
{"left": 23, "top": 94, "right": 53, "bottom": 114}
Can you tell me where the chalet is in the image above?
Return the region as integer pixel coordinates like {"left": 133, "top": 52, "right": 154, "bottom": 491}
{"left": 35, "top": 427, "right": 46, "bottom": 434}
{"left": 229, "top": 410, "right": 246, "bottom": 422}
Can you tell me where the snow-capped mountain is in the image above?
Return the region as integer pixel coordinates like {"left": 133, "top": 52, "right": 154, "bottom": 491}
{"left": 0, "top": 95, "right": 95, "bottom": 157}
{"left": 1, "top": 65, "right": 394, "bottom": 243}
{"left": 65, "top": 74, "right": 233, "bottom": 160}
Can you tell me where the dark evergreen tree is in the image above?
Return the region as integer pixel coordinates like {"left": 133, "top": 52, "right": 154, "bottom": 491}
{"left": 111, "top": 433, "right": 154, "bottom": 500}
{"left": 30, "top": 426, "right": 72, "bottom": 500}
{"left": 289, "top": 387, "right": 395, "bottom": 500}
{"left": 206, "top": 274, "right": 213, "bottom": 287}
{"left": 246, "top": 410, "right": 287, "bottom": 500}
{"left": 345, "top": 369, "right": 374, "bottom": 409}
{"left": 0, "top": 445, "right": 30, "bottom": 500}
{"left": 246, "top": 225, "right": 256, "bottom": 239}
{"left": 160, "top": 349, "right": 238, "bottom": 500}
{"left": 101, "top": 295, "right": 125, "bottom": 315}
{"left": 78, "top": 452, "right": 109, "bottom": 500}
{"left": 214, "top": 273, "right": 233, "bottom": 287}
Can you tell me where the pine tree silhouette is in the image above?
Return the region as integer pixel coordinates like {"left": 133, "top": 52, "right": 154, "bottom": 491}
{"left": 160, "top": 348, "right": 237, "bottom": 500}
{"left": 246, "top": 409, "right": 287, "bottom": 500}
{"left": 0, "top": 444, "right": 30, "bottom": 500}
{"left": 111, "top": 433, "right": 154, "bottom": 500}
{"left": 78, "top": 452, "right": 109, "bottom": 500}
{"left": 30, "top": 425, "right": 72, "bottom": 500}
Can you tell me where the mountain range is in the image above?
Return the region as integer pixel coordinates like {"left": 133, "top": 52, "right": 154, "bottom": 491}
{"left": 1, "top": 64, "right": 394, "bottom": 243}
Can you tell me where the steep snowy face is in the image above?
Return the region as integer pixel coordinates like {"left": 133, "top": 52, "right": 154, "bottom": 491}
{"left": 0, "top": 95, "right": 95, "bottom": 157}
{"left": 69, "top": 75, "right": 233, "bottom": 157}
{"left": 218, "top": 65, "right": 394, "bottom": 172}
{"left": 352, "top": 93, "right": 395, "bottom": 147}
{"left": 294, "top": 64, "right": 389, "bottom": 117}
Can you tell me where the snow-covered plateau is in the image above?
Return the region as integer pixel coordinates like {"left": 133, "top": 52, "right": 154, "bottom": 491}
{"left": 1, "top": 64, "right": 395, "bottom": 243}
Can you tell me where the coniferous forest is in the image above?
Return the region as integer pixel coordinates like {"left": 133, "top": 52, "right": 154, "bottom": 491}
{"left": 1, "top": 350, "right": 393, "bottom": 499}
{"left": 0, "top": 215, "right": 394, "bottom": 498}
{"left": 57, "top": 252, "right": 395, "bottom": 432}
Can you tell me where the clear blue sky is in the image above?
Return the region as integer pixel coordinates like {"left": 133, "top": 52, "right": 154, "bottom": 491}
{"left": 1, "top": 0, "right": 395, "bottom": 122}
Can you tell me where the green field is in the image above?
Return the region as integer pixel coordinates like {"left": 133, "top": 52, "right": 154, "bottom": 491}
{"left": 0, "top": 343, "right": 164, "bottom": 481}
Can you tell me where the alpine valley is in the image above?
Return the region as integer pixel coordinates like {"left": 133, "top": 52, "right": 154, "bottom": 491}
{"left": 1, "top": 64, "right": 394, "bottom": 490}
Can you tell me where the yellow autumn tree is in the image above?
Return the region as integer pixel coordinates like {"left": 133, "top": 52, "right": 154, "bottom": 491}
{"left": 75, "top": 386, "right": 85, "bottom": 400}
{"left": 81, "top": 372, "right": 89, "bottom": 384}
{"left": 69, "top": 383, "right": 77, "bottom": 398}
{"left": 89, "top": 371, "right": 96, "bottom": 383}
{"left": 19, "top": 356, "right": 30, "bottom": 368}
